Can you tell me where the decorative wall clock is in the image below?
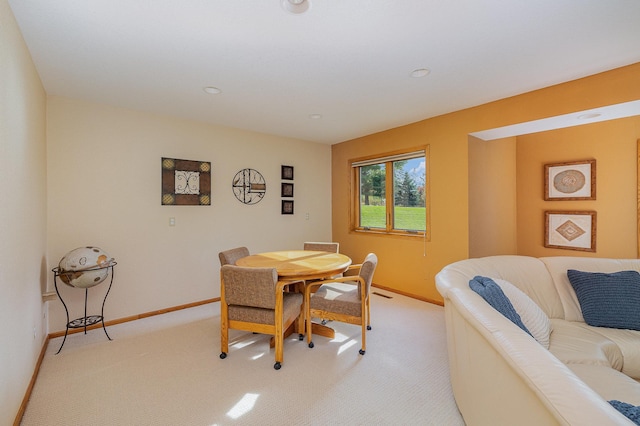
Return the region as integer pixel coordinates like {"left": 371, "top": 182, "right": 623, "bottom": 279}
{"left": 232, "top": 168, "right": 266, "bottom": 205}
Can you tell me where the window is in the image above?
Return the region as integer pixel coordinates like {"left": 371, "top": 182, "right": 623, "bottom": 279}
{"left": 351, "top": 147, "right": 429, "bottom": 238}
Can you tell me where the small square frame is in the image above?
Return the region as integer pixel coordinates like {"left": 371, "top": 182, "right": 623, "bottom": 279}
{"left": 544, "top": 160, "right": 596, "bottom": 200}
{"left": 544, "top": 210, "right": 596, "bottom": 252}
{"left": 281, "top": 165, "right": 294, "bottom": 180}
{"left": 281, "top": 182, "right": 294, "bottom": 197}
{"left": 161, "top": 157, "right": 211, "bottom": 205}
{"left": 281, "top": 200, "right": 294, "bottom": 215}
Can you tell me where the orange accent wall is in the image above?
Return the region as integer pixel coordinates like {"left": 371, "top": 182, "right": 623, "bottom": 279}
{"left": 332, "top": 62, "right": 640, "bottom": 304}
{"left": 516, "top": 117, "right": 640, "bottom": 257}
{"left": 469, "top": 136, "right": 518, "bottom": 257}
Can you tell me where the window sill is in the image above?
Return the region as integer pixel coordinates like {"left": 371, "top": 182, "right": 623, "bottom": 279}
{"left": 351, "top": 228, "right": 429, "bottom": 240}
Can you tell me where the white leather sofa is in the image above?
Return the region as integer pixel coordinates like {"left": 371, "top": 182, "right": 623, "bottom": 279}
{"left": 435, "top": 255, "right": 640, "bottom": 426}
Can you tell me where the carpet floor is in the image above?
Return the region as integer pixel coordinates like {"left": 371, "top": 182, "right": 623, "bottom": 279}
{"left": 21, "top": 290, "right": 464, "bottom": 425}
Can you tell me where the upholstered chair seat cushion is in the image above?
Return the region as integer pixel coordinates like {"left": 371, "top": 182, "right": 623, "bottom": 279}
{"left": 310, "top": 282, "right": 361, "bottom": 317}
{"left": 229, "top": 292, "right": 303, "bottom": 324}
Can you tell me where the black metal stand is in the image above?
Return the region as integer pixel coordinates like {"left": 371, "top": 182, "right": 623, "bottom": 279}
{"left": 52, "top": 262, "right": 116, "bottom": 354}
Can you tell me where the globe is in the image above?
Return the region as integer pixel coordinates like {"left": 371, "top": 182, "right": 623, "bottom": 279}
{"left": 58, "top": 246, "right": 114, "bottom": 288}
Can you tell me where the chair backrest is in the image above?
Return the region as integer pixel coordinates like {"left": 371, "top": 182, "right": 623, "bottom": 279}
{"left": 358, "top": 253, "right": 378, "bottom": 296}
{"left": 218, "top": 247, "right": 250, "bottom": 266}
{"left": 303, "top": 242, "right": 339, "bottom": 253}
{"left": 221, "top": 265, "right": 278, "bottom": 309}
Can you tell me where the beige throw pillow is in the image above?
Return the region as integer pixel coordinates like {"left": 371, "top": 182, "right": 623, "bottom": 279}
{"left": 493, "top": 278, "right": 552, "bottom": 349}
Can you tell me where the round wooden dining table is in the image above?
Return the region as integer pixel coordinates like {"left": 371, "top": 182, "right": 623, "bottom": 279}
{"left": 235, "top": 250, "right": 352, "bottom": 340}
{"left": 236, "top": 250, "right": 352, "bottom": 281}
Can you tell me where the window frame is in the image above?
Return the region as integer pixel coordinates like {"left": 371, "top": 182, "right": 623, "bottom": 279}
{"left": 350, "top": 146, "right": 430, "bottom": 239}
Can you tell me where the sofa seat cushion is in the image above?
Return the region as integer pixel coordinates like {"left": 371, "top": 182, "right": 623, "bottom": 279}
{"left": 549, "top": 319, "right": 623, "bottom": 371}
{"left": 579, "top": 324, "right": 640, "bottom": 380}
{"left": 567, "top": 364, "right": 640, "bottom": 406}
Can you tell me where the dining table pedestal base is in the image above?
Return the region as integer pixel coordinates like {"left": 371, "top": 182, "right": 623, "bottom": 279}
{"left": 269, "top": 320, "right": 335, "bottom": 348}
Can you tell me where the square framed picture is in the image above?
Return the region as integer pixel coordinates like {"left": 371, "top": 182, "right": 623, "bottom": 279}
{"left": 281, "top": 165, "right": 294, "bottom": 180}
{"left": 545, "top": 210, "right": 596, "bottom": 252}
{"left": 281, "top": 200, "right": 294, "bottom": 215}
{"left": 281, "top": 182, "right": 294, "bottom": 197}
{"left": 161, "top": 157, "right": 211, "bottom": 205}
{"left": 544, "top": 160, "right": 595, "bottom": 200}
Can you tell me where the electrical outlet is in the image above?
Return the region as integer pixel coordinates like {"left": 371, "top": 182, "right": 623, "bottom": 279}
{"left": 169, "top": 217, "right": 175, "bottom": 226}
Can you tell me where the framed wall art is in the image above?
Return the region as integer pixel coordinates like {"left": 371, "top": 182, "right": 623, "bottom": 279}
{"left": 281, "top": 200, "right": 294, "bottom": 215}
{"left": 544, "top": 160, "right": 596, "bottom": 200}
{"left": 161, "top": 157, "right": 211, "bottom": 205}
{"left": 281, "top": 182, "right": 294, "bottom": 197}
{"left": 545, "top": 210, "right": 596, "bottom": 252}
{"left": 281, "top": 165, "right": 294, "bottom": 180}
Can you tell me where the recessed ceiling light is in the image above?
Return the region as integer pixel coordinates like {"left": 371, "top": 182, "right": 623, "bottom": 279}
{"left": 577, "top": 113, "right": 601, "bottom": 120}
{"left": 309, "top": 113, "right": 322, "bottom": 119}
{"left": 282, "top": 0, "right": 310, "bottom": 14}
{"left": 203, "top": 86, "right": 221, "bottom": 95}
{"left": 410, "top": 68, "right": 431, "bottom": 78}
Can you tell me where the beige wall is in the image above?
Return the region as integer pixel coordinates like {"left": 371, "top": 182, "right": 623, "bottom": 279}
{"left": 0, "top": 0, "right": 47, "bottom": 423}
{"left": 516, "top": 117, "right": 640, "bottom": 258}
{"left": 46, "top": 96, "right": 332, "bottom": 332}
{"left": 332, "top": 63, "right": 640, "bottom": 304}
{"left": 4, "top": 1, "right": 640, "bottom": 417}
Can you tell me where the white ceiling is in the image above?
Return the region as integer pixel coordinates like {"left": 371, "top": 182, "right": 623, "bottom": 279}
{"left": 8, "top": 0, "right": 640, "bottom": 144}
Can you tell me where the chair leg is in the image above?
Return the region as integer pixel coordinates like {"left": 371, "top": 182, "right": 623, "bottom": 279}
{"left": 305, "top": 291, "right": 314, "bottom": 348}
{"left": 359, "top": 320, "right": 366, "bottom": 355}
{"left": 220, "top": 304, "right": 229, "bottom": 359}
{"left": 366, "top": 296, "right": 372, "bottom": 330}
{"left": 274, "top": 320, "right": 284, "bottom": 370}
{"left": 220, "top": 277, "right": 229, "bottom": 359}
{"left": 360, "top": 295, "right": 368, "bottom": 355}
{"left": 297, "top": 304, "right": 305, "bottom": 341}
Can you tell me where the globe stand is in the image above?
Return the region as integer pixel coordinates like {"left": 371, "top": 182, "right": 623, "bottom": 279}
{"left": 52, "top": 262, "right": 116, "bottom": 354}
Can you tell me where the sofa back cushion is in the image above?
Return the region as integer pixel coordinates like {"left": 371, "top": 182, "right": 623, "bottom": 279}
{"left": 436, "top": 255, "right": 564, "bottom": 319}
{"left": 541, "top": 257, "right": 640, "bottom": 322}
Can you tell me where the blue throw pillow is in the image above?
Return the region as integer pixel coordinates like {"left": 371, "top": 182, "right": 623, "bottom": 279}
{"left": 469, "top": 276, "right": 531, "bottom": 336}
{"left": 567, "top": 269, "right": 640, "bottom": 331}
{"left": 609, "top": 400, "right": 640, "bottom": 425}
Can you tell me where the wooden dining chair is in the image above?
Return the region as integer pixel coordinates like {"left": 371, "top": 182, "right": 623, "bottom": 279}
{"left": 303, "top": 243, "right": 341, "bottom": 303}
{"left": 219, "top": 265, "right": 304, "bottom": 370}
{"left": 218, "top": 247, "right": 251, "bottom": 329}
{"left": 304, "top": 253, "right": 378, "bottom": 355}
{"left": 303, "top": 242, "right": 339, "bottom": 253}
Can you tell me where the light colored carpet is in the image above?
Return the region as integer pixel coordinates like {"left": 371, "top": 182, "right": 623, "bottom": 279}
{"left": 21, "top": 290, "right": 464, "bottom": 425}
